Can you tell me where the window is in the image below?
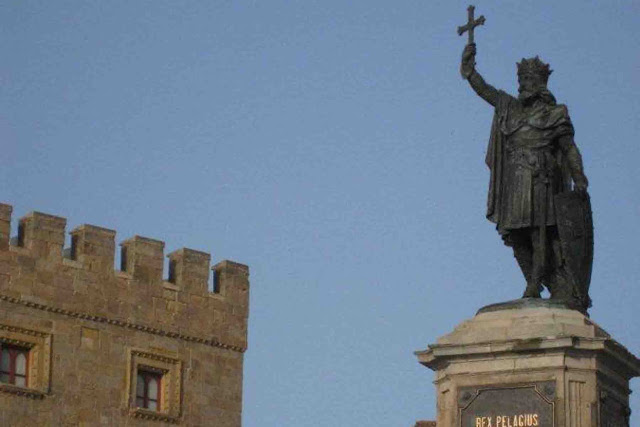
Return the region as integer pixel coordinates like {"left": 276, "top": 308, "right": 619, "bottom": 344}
{"left": 0, "top": 324, "right": 51, "bottom": 399}
{"left": 0, "top": 344, "right": 29, "bottom": 387}
{"left": 128, "top": 349, "right": 182, "bottom": 422}
{"left": 136, "top": 368, "right": 162, "bottom": 411}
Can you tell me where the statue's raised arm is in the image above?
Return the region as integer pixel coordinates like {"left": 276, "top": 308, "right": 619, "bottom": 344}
{"left": 460, "top": 44, "right": 499, "bottom": 107}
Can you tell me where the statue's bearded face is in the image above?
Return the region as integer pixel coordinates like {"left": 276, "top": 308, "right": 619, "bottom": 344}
{"left": 518, "top": 73, "right": 546, "bottom": 104}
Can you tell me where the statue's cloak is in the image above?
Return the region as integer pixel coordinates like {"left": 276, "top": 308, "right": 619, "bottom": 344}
{"left": 485, "top": 91, "right": 574, "bottom": 232}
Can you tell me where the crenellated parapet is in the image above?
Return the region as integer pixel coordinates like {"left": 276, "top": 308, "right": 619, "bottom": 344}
{"left": 120, "top": 235, "right": 165, "bottom": 283}
{"left": 0, "top": 204, "right": 12, "bottom": 250}
{"left": 168, "top": 248, "right": 211, "bottom": 293}
{"left": 70, "top": 224, "right": 116, "bottom": 274}
{"left": 19, "top": 211, "right": 67, "bottom": 260}
{"left": 0, "top": 202, "right": 250, "bottom": 352}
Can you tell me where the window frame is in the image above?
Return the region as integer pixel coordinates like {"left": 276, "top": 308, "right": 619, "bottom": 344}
{"left": 0, "top": 323, "right": 51, "bottom": 399}
{"left": 127, "top": 349, "right": 182, "bottom": 423}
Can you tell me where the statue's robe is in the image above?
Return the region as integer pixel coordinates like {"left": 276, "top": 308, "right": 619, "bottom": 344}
{"left": 485, "top": 91, "right": 574, "bottom": 235}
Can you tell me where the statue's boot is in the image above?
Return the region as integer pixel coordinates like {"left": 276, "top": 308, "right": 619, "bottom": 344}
{"left": 522, "top": 280, "right": 542, "bottom": 298}
{"left": 510, "top": 239, "right": 541, "bottom": 298}
{"left": 524, "top": 259, "right": 545, "bottom": 298}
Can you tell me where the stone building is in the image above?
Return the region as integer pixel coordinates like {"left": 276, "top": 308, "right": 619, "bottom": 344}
{"left": 0, "top": 203, "right": 250, "bottom": 426}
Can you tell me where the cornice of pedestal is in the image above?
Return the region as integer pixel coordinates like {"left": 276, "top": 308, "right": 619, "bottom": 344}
{"left": 415, "top": 303, "right": 640, "bottom": 381}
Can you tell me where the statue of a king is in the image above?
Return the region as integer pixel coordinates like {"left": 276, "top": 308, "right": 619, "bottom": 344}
{"left": 460, "top": 43, "right": 592, "bottom": 313}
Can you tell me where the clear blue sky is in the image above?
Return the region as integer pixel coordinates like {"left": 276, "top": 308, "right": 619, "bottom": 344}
{"left": 2, "top": 1, "right": 639, "bottom": 425}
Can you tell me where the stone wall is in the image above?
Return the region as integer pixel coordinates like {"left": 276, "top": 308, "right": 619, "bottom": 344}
{"left": 0, "top": 204, "right": 249, "bottom": 426}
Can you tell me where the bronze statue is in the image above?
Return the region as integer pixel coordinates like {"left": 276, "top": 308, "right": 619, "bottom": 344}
{"left": 458, "top": 6, "right": 593, "bottom": 313}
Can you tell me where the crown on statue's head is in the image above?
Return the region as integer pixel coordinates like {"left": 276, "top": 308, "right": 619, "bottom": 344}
{"left": 517, "top": 56, "right": 553, "bottom": 84}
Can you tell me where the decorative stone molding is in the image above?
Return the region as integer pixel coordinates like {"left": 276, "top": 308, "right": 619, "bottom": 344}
{"left": 0, "top": 293, "right": 245, "bottom": 352}
{"left": 130, "top": 407, "right": 180, "bottom": 424}
{"left": 0, "top": 382, "right": 47, "bottom": 399}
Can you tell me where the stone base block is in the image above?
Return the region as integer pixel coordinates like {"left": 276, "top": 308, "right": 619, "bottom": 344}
{"left": 415, "top": 300, "right": 640, "bottom": 426}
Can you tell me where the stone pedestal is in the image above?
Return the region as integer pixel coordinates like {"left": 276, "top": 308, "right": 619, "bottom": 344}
{"left": 415, "top": 300, "right": 640, "bottom": 426}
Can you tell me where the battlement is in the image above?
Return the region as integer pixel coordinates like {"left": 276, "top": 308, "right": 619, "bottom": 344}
{"left": 0, "top": 202, "right": 250, "bottom": 351}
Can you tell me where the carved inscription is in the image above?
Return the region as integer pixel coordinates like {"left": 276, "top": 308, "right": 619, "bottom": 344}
{"left": 459, "top": 383, "right": 554, "bottom": 427}
{"left": 474, "top": 414, "right": 539, "bottom": 426}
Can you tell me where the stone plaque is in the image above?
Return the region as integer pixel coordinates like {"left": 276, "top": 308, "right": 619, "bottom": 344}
{"left": 458, "top": 382, "right": 555, "bottom": 426}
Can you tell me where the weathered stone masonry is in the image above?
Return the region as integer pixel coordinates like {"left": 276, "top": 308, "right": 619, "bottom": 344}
{"left": 0, "top": 203, "right": 249, "bottom": 426}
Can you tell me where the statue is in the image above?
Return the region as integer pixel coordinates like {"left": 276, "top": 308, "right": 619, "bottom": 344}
{"left": 457, "top": 6, "right": 593, "bottom": 313}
